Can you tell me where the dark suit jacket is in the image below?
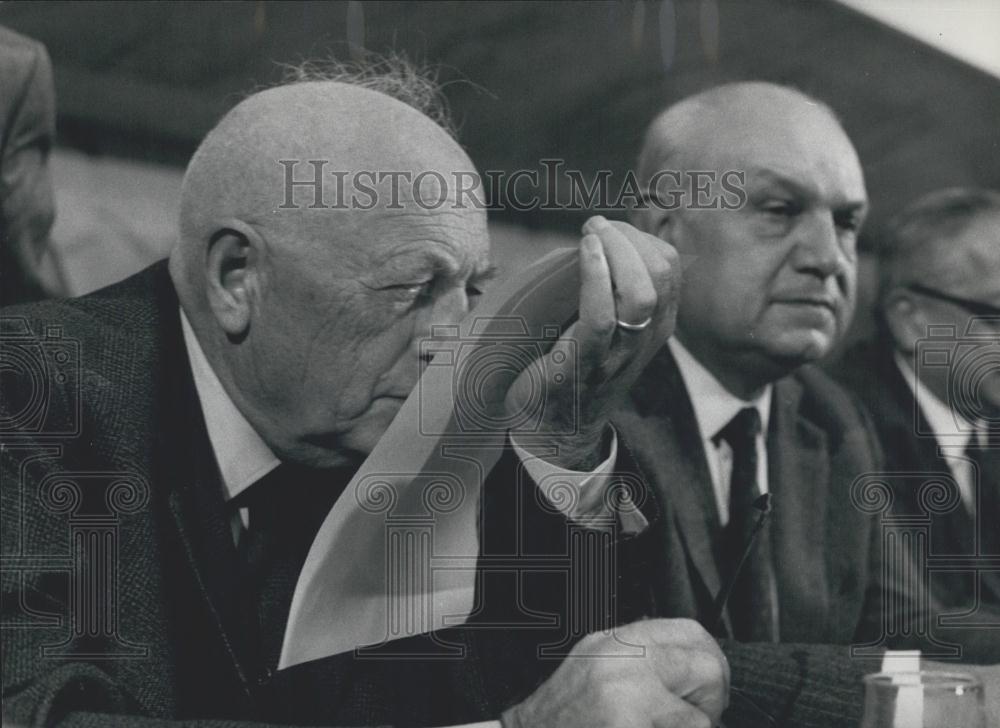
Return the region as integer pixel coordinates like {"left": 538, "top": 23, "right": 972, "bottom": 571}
{"left": 834, "top": 338, "right": 1000, "bottom": 663}
{"left": 2, "top": 262, "right": 878, "bottom": 727}
{"left": 613, "top": 345, "right": 886, "bottom": 645}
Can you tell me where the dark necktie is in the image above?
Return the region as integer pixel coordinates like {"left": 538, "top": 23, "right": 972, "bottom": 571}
{"left": 966, "top": 422, "right": 1000, "bottom": 556}
{"left": 233, "top": 463, "right": 352, "bottom": 678}
{"left": 715, "top": 407, "right": 778, "bottom": 641}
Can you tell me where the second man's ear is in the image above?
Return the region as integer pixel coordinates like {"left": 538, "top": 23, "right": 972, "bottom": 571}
{"left": 205, "top": 223, "right": 261, "bottom": 339}
{"left": 882, "top": 292, "right": 924, "bottom": 354}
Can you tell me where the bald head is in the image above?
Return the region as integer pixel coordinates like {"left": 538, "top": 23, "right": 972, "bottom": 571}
{"left": 173, "top": 80, "right": 473, "bottom": 302}
{"left": 637, "top": 82, "right": 853, "bottom": 197}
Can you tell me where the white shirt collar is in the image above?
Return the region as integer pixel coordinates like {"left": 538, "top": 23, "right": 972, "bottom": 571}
{"left": 668, "top": 337, "right": 772, "bottom": 442}
{"left": 893, "top": 350, "right": 973, "bottom": 449}
{"left": 180, "top": 309, "right": 281, "bottom": 503}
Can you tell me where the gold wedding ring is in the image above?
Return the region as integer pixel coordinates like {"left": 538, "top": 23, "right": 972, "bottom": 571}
{"left": 615, "top": 317, "right": 653, "bottom": 332}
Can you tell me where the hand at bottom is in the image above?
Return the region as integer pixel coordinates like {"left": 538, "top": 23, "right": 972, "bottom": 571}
{"left": 502, "top": 619, "right": 729, "bottom": 728}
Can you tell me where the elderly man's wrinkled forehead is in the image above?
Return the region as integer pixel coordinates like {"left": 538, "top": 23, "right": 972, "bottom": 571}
{"left": 272, "top": 161, "right": 488, "bottom": 253}
{"left": 287, "top": 191, "right": 491, "bottom": 283}
{"left": 179, "top": 81, "right": 485, "bottom": 256}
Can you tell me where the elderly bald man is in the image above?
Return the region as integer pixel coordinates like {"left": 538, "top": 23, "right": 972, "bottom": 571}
{"left": 836, "top": 188, "right": 1000, "bottom": 662}
{"left": 614, "top": 81, "right": 892, "bottom": 647}
{"left": 0, "top": 65, "right": 740, "bottom": 728}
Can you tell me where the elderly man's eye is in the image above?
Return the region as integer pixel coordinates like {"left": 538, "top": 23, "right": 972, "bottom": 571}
{"left": 385, "top": 281, "right": 432, "bottom": 299}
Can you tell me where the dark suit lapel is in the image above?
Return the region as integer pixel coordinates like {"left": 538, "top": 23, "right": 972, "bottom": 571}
{"left": 628, "top": 347, "right": 725, "bottom": 610}
{"left": 90, "top": 266, "right": 179, "bottom": 711}
{"left": 164, "top": 450, "right": 254, "bottom": 687}
{"left": 768, "top": 375, "right": 830, "bottom": 640}
{"left": 153, "top": 278, "right": 257, "bottom": 696}
{"left": 867, "top": 345, "right": 974, "bottom": 556}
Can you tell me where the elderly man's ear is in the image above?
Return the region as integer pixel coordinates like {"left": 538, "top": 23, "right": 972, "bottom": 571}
{"left": 205, "top": 222, "right": 263, "bottom": 339}
{"left": 882, "top": 292, "right": 924, "bottom": 354}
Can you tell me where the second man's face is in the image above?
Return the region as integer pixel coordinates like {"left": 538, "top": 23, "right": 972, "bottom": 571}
{"left": 667, "top": 111, "right": 868, "bottom": 378}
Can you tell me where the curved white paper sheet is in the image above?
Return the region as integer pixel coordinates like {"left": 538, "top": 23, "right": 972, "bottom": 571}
{"left": 280, "top": 247, "right": 582, "bottom": 669}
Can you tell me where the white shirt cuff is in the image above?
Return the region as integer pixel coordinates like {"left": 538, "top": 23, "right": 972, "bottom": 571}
{"left": 510, "top": 428, "right": 648, "bottom": 534}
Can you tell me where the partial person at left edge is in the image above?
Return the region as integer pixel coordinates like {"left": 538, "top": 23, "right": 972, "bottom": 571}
{"left": 0, "top": 26, "right": 65, "bottom": 305}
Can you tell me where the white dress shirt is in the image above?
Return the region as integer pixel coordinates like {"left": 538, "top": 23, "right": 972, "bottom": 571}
{"left": 181, "top": 311, "right": 279, "bottom": 541}
{"left": 894, "top": 351, "right": 979, "bottom": 514}
{"left": 668, "top": 338, "right": 772, "bottom": 526}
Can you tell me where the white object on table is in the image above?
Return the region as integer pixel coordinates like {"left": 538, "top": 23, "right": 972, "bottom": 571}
{"left": 882, "top": 650, "right": 924, "bottom": 728}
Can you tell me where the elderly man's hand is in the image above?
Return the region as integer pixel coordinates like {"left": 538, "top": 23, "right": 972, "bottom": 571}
{"left": 502, "top": 618, "right": 729, "bottom": 728}
{"left": 506, "top": 215, "right": 679, "bottom": 470}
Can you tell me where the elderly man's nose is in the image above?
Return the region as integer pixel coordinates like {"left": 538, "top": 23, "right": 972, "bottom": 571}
{"left": 413, "top": 287, "right": 470, "bottom": 344}
{"left": 434, "top": 286, "right": 471, "bottom": 323}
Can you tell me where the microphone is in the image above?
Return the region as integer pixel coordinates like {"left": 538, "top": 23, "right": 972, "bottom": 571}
{"left": 708, "top": 492, "right": 773, "bottom": 635}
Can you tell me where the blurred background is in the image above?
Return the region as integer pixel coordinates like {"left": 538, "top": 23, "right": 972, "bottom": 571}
{"left": 1, "top": 0, "right": 998, "bottom": 346}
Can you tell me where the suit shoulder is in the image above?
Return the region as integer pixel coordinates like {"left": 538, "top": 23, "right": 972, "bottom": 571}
{"left": 1, "top": 264, "right": 176, "bottom": 480}
{"left": 792, "top": 364, "right": 878, "bottom": 442}
{"left": 0, "top": 27, "right": 48, "bottom": 67}
{"left": 1, "top": 261, "right": 172, "bottom": 339}
{"left": 784, "top": 367, "right": 885, "bottom": 487}
{"left": 1, "top": 263, "right": 174, "bottom": 434}
{"left": 828, "top": 339, "right": 897, "bottom": 398}
{"left": 0, "top": 28, "right": 52, "bottom": 103}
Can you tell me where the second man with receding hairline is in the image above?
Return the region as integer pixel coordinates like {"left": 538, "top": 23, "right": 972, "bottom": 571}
{"left": 616, "top": 80, "right": 885, "bottom": 644}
